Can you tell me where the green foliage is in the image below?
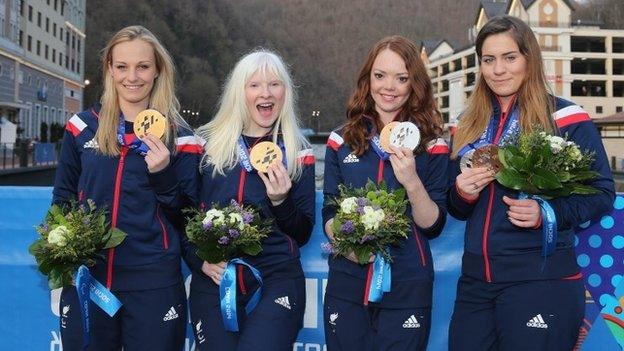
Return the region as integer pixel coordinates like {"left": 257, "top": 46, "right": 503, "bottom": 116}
{"left": 184, "top": 200, "right": 271, "bottom": 263}
{"left": 29, "top": 200, "right": 127, "bottom": 290}
{"left": 496, "top": 128, "right": 600, "bottom": 199}
{"left": 329, "top": 180, "right": 411, "bottom": 265}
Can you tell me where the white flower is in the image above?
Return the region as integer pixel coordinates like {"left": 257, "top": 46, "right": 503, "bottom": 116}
{"left": 360, "top": 206, "right": 385, "bottom": 231}
{"left": 568, "top": 146, "right": 582, "bottom": 162}
{"left": 546, "top": 135, "right": 566, "bottom": 154}
{"left": 228, "top": 213, "right": 245, "bottom": 230}
{"left": 340, "top": 197, "right": 358, "bottom": 214}
{"left": 203, "top": 209, "right": 225, "bottom": 226}
{"left": 48, "top": 225, "right": 69, "bottom": 246}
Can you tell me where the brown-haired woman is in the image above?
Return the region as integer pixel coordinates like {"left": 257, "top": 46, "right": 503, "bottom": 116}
{"left": 322, "top": 35, "right": 450, "bottom": 350}
{"left": 447, "top": 15, "right": 614, "bottom": 351}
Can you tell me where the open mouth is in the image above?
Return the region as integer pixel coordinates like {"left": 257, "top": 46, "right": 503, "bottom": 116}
{"left": 380, "top": 94, "right": 398, "bottom": 102}
{"left": 257, "top": 102, "right": 275, "bottom": 117}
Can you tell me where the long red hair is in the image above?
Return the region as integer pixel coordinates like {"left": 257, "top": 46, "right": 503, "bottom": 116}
{"left": 343, "top": 35, "right": 442, "bottom": 156}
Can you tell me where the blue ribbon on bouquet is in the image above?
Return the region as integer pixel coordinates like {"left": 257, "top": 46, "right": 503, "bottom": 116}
{"left": 220, "top": 258, "right": 263, "bottom": 332}
{"left": 518, "top": 193, "right": 558, "bottom": 257}
{"left": 367, "top": 252, "right": 391, "bottom": 303}
{"left": 75, "top": 265, "right": 123, "bottom": 349}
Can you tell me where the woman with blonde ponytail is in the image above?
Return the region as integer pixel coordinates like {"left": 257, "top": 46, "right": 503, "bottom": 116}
{"left": 53, "top": 25, "right": 202, "bottom": 350}
{"left": 447, "top": 15, "right": 614, "bottom": 351}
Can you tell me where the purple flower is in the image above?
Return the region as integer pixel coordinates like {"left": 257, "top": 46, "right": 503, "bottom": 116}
{"left": 218, "top": 236, "right": 230, "bottom": 245}
{"left": 202, "top": 221, "right": 213, "bottom": 231}
{"left": 357, "top": 206, "right": 366, "bottom": 215}
{"left": 229, "top": 199, "right": 242, "bottom": 210}
{"left": 242, "top": 212, "right": 254, "bottom": 224}
{"left": 356, "top": 197, "right": 368, "bottom": 206}
{"left": 228, "top": 229, "right": 240, "bottom": 239}
{"left": 341, "top": 220, "right": 355, "bottom": 234}
{"left": 359, "top": 234, "right": 374, "bottom": 244}
{"left": 321, "top": 242, "right": 334, "bottom": 253}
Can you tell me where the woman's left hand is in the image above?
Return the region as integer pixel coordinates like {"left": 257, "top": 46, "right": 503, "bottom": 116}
{"left": 142, "top": 134, "right": 171, "bottom": 173}
{"left": 502, "top": 196, "right": 542, "bottom": 228}
{"left": 388, "top": 146, "right": 419, "bottom": 190}
{"left": 258, "top": 162, "right": 292, "bottom": 206}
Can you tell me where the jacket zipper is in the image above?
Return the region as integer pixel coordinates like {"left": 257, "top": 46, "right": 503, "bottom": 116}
{"left": 156, "top": 204, "right": 169, "bottom": 250}
{"left": 482, "top": 97, "right": 514, "bottom": 283}
{"left": 107, "top": 146, "right": 128, "bottom": 289}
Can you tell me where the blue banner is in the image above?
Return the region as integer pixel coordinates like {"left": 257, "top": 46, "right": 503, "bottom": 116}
{"left": 33, "top": 143, "right": 56, "bottom": 164}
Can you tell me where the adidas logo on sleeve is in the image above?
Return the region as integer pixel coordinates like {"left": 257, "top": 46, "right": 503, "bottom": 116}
{"left": 526, "top": 314, "right": 548, "bottom": 329}
{"left": 402, "top": 315, "right": 421, "bottom": 329}
{"left": 163, "top": 306, "right": 179, "bottom": 321}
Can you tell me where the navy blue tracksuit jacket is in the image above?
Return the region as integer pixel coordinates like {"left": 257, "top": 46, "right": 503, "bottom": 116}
{"left": 322, "top": 125, "right": 450, "bottom": 308}
{"left": 447, "top": 96, "right": 615, "bottom": 283}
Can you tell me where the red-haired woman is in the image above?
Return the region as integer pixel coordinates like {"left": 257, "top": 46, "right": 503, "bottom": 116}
{"left": 322, "top": 35, "right": 450, "bottom": 351}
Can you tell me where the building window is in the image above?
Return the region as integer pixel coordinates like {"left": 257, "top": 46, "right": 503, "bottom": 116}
{"left": 466, "top": 54, "right": 476, "bottom": 68}
{"left": 613, "top": 60, "right": 624, "bottom": 75}
{"left": 53, "top": 23, "right": 56, "bottom": 36}
{"left": 46, "top": 17, "right": 49, "bottom": 32}
{"left": 65, "top": 55, "right": 68, "bottom": 69}
{"left": 614, "top": 81, "right": 624, "bottom": 97}
{"left": 0, "top": 64, "right": 3, "bottom": 76}
{"left": 27, "top": 35, "right": 32, "bottom": 51}
{"left": 596, "top": 106, "right": 603, "bottom": 114}
{"left": 20, "top": 0, "right": 24, "bottom": 15}
{"left": 66, "top": 31, "right": 69, "bottom": 45}
{"left": 52, "top": 49, "right": 56, "bottom": 63}
{"left": 466, "top": 72, "right": 476, "bottom": 86}
{"left": 617, "top": 106, "right": 623, "bottom": 113}
{"left": 571, "top": 36, "right": 606, "bottom": 53}
{"left": 613, "top": 37, "right": 624, "bottom": 53}
{"left": 45, "top": 45, "right": 49, "bottom": 59}
{"left": 37, "top": 12, "right": 41, "bottom": 27}
{"left": 77, "top": 61, "right": 80, "bottom": 74}
{"left": 19, "top": 30, "right": 23, "bottom": 46}
{"left": 59, "top": 52, "right": 62, "bottom": 66}
{"left": 72, "top": 35, "right": 75, "bottom": 49}
{"left": 61, "top": 2, "right": 64, "bottom": 15}
{"left": 572, "top": 80, "right": 606, "bottom": 97}
{"left": 571, "top": 58, "right": 606, "bottom": 75}
{"left": 77, "top": 39, "right": 81, "bottom": 53}
{"left": 71, "top": 59, "right": 75, "bottom": 72}
{"left": 59, "top": 28, "right": 63, "bottom": 41}
{"left": 36, "top": 40, "right": 41, "bottom": 55}
{"left": 28, "top": 6, "right": 32, "bottom": 21}
{"left": 54, "top": 0, "right": 58, "bottom": 11}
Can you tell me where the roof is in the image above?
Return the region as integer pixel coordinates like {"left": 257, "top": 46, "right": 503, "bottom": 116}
{"left": 421, "top": 39, "right": 447, "bottom": 54}
{"left": 520, "top": 0, "right": 575, "bottom": 10}
{"left": 593, "top": 112, "right": 624, "bottom": 125}
{"left": 480, "top": 0, "right": 509, "bottom": 20}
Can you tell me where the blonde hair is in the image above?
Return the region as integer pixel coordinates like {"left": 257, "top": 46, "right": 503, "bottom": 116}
{"left": 96, "top": 25, "right": 188, "bottom": 156}
{"left": 198, "top": 49, "right": 310, "bottom": 179}
{"left": 452, "top": 16, "right": 555, "bottom": 159}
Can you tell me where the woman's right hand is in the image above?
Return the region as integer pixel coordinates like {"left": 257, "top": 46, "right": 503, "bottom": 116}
{"left": 456, "top": 167, "right": 496, "bottom": 200}
{"left": 325, "top": 218, "right": 375, "bottom": 264}
{"left": 201, "top": 261, "right": 226, "bottom": 285}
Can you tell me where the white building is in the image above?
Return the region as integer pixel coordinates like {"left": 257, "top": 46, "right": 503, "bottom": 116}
{"left": 422, "top": 0, "right": 624, "bottom": 129}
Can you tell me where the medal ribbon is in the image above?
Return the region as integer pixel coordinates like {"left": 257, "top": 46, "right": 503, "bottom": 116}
{"left": 220, "top": 258, "right": 263, "bottom": 332}
{"left": 367, "top": 252, "right": 391, "bottom": 303}
{"left": 117, "top": 115, "right": 150, "bottom": 155}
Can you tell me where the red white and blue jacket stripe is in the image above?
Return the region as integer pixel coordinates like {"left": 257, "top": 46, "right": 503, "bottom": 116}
{"left": 182, "top": 135, "right": 316, "bottom": 293}
{"left": 447, "top": 96, "right": 615, "bottom": 283}
{"left": 53, "top": 104, "right": 203, "bottom": 291}
{"left": 322, "top": 123, "right": 450, "bottom": 308}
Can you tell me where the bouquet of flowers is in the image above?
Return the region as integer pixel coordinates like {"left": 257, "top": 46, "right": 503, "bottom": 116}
{"left": 184, "top": 200, "right": 272, "bottom": 263}
{"left": 29, "top": 200, "right": 127, "bottom": 289}
{"left": 496, "top": 127, "right": 600, "bottom": 199}
{"left": 328, "top": 180, "right": 411, "bottom": 265}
